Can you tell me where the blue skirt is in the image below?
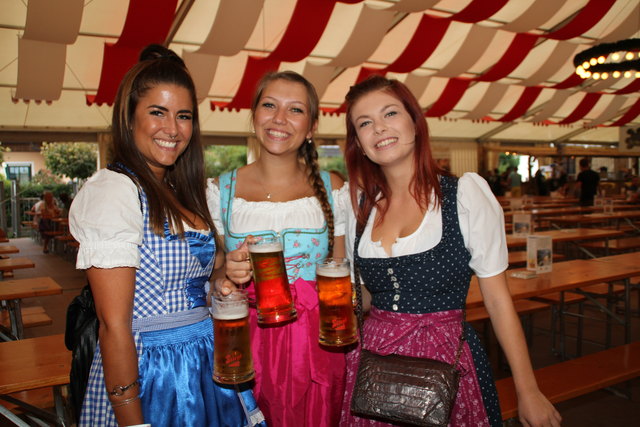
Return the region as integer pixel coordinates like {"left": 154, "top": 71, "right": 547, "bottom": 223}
{"left": 138, "top": 318, "right": 265, "bottom": 427}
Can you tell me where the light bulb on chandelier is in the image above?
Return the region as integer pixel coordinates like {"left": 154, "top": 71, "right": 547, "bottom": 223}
{"left": 573, "top": 38, "right": 640, "bottom": 80}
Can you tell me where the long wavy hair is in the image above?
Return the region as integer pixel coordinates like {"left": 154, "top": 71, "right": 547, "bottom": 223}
{"left": 344, "top": 75, "right": 448, "bottom": 232}
{"left": 111, "top": 44, "right": 214, "bottom": 236}
{"left": 250, "top": 71, "right": 336, "bottom": 254}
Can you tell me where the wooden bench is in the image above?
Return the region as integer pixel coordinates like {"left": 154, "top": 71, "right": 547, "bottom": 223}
{"left": 581, "top": 237, "right": 640, "bottom": 253}
{"left": 496, "top": 341, "right": 640, "bottom": 420}
{"left": 533, "top": 283, "right": 626, "bottom": 358}
{"left": 0, "top": 334, "right": 71, "bottom": 425}
{"left": 0, "top": 277, "right": 62, "bottom": 340}
{"left": 0, "top": 306, "right": 53, "bottom": 329}
{"left": 467, "top": 299, "right": 550, "bottom": 323}
{"left": 468, "top": 300, "right": 550, "bottom": 369}
{"left": 1, "top": 386, "right": 57, "bottom": 417}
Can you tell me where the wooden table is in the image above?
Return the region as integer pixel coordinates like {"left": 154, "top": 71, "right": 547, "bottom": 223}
{"left": 467, "top": 257, "right": 640, "bottom": 350}
{"left": 506, "top": 228, "right": 625, "bottom": 258}
{"left": 541, "top": 210, "right": 640, "bottom": 232}
{"left": 0, "top": 277, "right": 63, "bottom": 340}
{"left": 498, "top": 196, "right": 578, "bottom": 205}
{"left": 0, "top": 246, "right": 19, "bottom": 255}
{"left": 0, "top": 257, "right": 35, "bottom": 280}
{"left": 0, "top": 334, "right": 71, "bottom": 425}
{"left": 0, "top": 334, "right": 70, "bottom": 394}
{"left": 503, "top": 206, "right": 593, "bottom": 226}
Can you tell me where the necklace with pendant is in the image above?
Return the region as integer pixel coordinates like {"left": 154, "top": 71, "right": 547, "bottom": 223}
{"left": 260, "top": 181, "right": 272, "bottom": 200}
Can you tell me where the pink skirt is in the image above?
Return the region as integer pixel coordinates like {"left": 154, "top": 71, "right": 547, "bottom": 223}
{"left": 340, "top": 308, "right": 490, "bottom": 426}
{"left": 247, "top": 278, "right": 347, "bottom": 427}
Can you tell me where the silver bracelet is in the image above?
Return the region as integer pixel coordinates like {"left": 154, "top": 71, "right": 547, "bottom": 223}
{"left": 111, "top": 396, "right": 140, "bottom": 408}
{"left": 108, "top": 379, "right": 139, "bottom": 396}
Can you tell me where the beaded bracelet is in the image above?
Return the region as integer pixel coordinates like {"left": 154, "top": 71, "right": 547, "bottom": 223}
{"left": 108, "top": 379, "right": 139, "bottom": 396}
{"left": 111, "top": 396, "right": 140, "bottom": 408}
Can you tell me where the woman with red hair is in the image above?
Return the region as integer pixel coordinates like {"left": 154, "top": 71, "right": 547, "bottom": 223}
{"left": 338, "top": 75, "right": 560, "bottom": 427}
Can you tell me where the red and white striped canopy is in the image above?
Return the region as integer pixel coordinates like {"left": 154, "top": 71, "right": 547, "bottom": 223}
{"left": 2, "top": 0, "right": 639, "bottom": 144}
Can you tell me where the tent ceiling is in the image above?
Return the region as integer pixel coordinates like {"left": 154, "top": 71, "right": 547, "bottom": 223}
{"left": 0, "top": 0, "right": 639, "bottom": 148}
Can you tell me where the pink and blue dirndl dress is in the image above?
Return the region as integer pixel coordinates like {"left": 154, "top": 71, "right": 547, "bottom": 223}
{"left": 79, "top": 177, "right": 266, "bottom": 427}
{"left": 218, "top": 170, "right": 346, "bottom": 427}
{"left": 341, "top": 176, "right": 502, "bottom": 426}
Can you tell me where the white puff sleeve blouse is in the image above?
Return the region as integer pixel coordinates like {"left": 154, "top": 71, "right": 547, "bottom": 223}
{"left": 69, "top": 169, "right": 143, "bottom": 270}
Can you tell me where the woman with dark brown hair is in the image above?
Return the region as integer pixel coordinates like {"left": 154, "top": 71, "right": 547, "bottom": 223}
{"left": 69, "top": 44, "right": 264, "bottom": 427}
{"left": 209, "top": 71, "right": 347, "bottom": 426}
{"left": 338, "top": 75, "right": 560, "bottom": 426}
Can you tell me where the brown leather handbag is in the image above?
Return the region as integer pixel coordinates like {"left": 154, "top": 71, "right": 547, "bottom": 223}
{"left": 350, "top": 262, "right": 465, "bottom": 427}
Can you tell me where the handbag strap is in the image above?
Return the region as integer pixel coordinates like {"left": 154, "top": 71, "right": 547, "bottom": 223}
{"left": 352, "top": 194, "right": 466, "bottom": 370}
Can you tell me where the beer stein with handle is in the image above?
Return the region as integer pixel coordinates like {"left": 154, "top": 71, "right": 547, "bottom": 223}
{"left": 248, "top": 236, "right": 297, "bottom": 325}
{"left": 211, "top": 290, "right": 255, "bottom": 384}
{"left": 316, "top": 257, "right": 358, "bottom": 346}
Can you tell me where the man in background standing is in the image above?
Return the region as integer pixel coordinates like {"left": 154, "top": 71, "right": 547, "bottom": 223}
{"left": 576, "top": 158, "right": 600, "bottom": 206}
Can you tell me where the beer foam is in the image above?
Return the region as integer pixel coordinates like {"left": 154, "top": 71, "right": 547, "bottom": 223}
{"left": 248, "top": 242, "right": 282, "bottom": 253}
{"left": 317, "top": 263, "right": 350, "bottom": 278}
{"left": 210, "top": 304, "right": 248, "bottom": 320}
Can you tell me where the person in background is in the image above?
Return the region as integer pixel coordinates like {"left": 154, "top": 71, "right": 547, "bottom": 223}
{"left": 337, "top": 75, "right": 561, "bottom": 426}
{"left": 34, "top": 190, "right": 61, "bottom": 253}
{"left": 576, "top": 158, "right": 600, "bottom": 206}
{"left": 626, "top": 175, "right": 640, "bottom": 203}
{"left": 489, "top": 168, "right": 506, "bottom": 197}
{"left": 507, "top": 166, "right": 522, "bottom": 197}
{"left": 58, "top": 192, "right": 73, "bottom": 218}
{"left": 549, "top": 164, "right": 568, "bottom": 197}
{"left": 535, "top": 169, "right": 549, "bottom": 196}
{"left": 69, "top": 44, "right": 264, "bottom": 427}
{"left": 209, "top": 70, "right": 348, "bottom": 426}
{"left": 599, "top": 166, "right": 608, "bottom": 179}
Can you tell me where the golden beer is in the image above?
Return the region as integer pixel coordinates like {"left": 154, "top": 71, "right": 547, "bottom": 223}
{"left": 249, "top": 237, "right": 297, "bottom": 325}
{"left": 212, "top": 291, "right": 254, "bottom": 384}
{"left": 316, "top": 258, "right": 358, "bottom": 346}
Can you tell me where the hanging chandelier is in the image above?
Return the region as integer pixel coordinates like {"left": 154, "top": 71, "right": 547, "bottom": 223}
{"left": 574, "top": 38, "right": 640, "bottom": 80}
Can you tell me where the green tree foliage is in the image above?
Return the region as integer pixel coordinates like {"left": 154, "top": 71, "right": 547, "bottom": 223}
{"left": 41, "top": 142, "right": 97, "bottom": 181}
{"left": 202, "top": 144, "right": 348, "bottom": 181}
{"left": 498, "top": 153, "right": 520, "bottom": 174}
{"left": 205, "top": 145, "right": 247, "bottom": 178}
{"left": 319, "top": 156, "right": 347, "bottom": 180}
{"left": 0, "top": 143, "right": 10, "bottom": 165}
{"left": 31, "top": 169, "right": 63, "bottom": 186}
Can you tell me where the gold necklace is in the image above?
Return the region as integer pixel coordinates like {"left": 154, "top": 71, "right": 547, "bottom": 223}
{"left": 261, "top": 183, "right": 272, "bottom": 200}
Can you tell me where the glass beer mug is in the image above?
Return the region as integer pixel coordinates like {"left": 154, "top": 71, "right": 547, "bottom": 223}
{"left": 211, "top": 290, "right": 255, "bottom": 384}
{"left": 316, "top": 257, "right": 358, "bottom": 346}
{"left": 248, "top": 236, "right": 297, "bottom": 325}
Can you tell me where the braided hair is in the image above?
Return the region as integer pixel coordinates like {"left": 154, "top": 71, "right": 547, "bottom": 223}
{"left": 250, "top": 71, "right": 335, "bottom": 254}
{"left": 299, "top": 138, "right": 335, "bottom": 254}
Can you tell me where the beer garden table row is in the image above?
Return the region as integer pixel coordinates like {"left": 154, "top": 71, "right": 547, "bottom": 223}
{"left": 466, "top": 254, "right": 640, "bottom": 351}
{"left": 540, "top": 210, "right": 640, "bottom": 233}
{"left": 503, "top": 203, "right": 639, "bottom": 223}
{"left": 505, "top": 228, "right": 625, "bottom": 258}
{"left": 0, "top": 277, "right": 63, "bottom": 340}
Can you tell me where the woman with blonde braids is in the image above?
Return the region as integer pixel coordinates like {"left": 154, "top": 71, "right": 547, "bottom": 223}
{"left": 207, "top": 70, "right": 348, "bottom": 426}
